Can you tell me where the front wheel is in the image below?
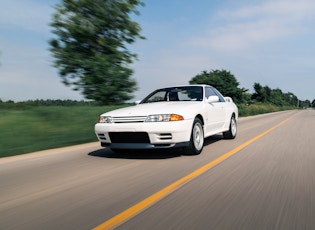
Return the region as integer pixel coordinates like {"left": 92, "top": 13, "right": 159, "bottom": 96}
{"left": 183, "top": 118, "right": 204, "bottom": 155}
{"left": 223, "top": 116, "right": 237, "bottom": 139}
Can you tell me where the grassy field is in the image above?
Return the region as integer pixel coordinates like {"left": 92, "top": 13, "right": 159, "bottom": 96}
{"left": 0, "top": 105, "right": 125, "bottom": 158}
{"left": 0, "top": 103, "right": 294, "bottom": 158}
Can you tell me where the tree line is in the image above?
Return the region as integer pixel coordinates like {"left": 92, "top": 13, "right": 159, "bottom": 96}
{"left": 0, "top": 99, "right": 99, "bottom": 108}
{"left": 250, "top": 83, "right": 312, "bottom": 108}
{"left": 190, "top": 69, "right": 313, "bottom": 108}
{"left": 1, "top": 69, "right": 313, "bottom": 108}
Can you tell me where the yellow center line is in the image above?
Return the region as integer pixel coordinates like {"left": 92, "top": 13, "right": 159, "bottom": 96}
{"left": 93, "top": 112, "right": 298, "bottom": 230}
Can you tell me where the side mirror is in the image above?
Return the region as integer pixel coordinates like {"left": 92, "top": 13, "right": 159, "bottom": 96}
{"left": 206, "top": 95, "right": 219, "bottom": 103}
{"left": 224, "top": 97, "right": 233, "bottom": 103}
{"left": 134, "top": 100, "right": 141, "bottom": 105}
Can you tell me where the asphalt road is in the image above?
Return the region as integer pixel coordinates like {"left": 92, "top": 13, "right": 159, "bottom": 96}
{"left": 1, "top": 109, "right": 314, "bottom": 230}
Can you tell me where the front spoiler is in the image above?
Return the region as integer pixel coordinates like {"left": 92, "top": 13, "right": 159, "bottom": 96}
{"left": 100, "top": 142, "right": 189, "bottom": 149}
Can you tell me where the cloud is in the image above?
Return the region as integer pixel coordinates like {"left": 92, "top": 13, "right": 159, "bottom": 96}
{"left": 189, "top": 0, "right": 315, "bottom": 51}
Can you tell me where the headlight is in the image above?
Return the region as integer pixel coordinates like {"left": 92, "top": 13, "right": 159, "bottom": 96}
{"left": 145, "top": 114, "right": 184, "bottom": 122}
{"left": 98, "top": 116, "right": 113, "bottom": 123}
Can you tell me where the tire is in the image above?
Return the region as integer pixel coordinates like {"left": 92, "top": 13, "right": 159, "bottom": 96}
{"left": 183, "top": 118, "right": 204, "bottom": 155}
{"left": 223, "top": 116, "right": 237, "bottom": 139}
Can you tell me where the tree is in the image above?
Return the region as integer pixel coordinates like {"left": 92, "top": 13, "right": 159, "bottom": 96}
{"left": 269, "top": 88, "right": 284, "bottom": 106}
{"left": 284, "top": 92, "right": 298, "bottom": 107}
{"left": 252, "top": 83, "right": 301, "bottom": 107}
{"left": 252, "top": 83, "right": 268, "bottom": 103}
{"left": 189, "top": 69, "right": 247, "bottom": 103}
{"left": 49, "top": 0, "right": 145, "bottom": 104}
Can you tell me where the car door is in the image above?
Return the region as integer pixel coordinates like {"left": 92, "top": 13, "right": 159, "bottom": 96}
{"left": 204, "top": 87, "right": 226, "bottom": 135}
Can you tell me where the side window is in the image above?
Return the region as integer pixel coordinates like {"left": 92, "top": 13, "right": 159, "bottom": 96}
{"left": 205, "top": 87, "right": 216, "bottom": 98}
{"left": 213, "top": 88, "right": 225, "bottom": 102}
{"left": 205, "top": 87, "right": 225, "bottom": 102}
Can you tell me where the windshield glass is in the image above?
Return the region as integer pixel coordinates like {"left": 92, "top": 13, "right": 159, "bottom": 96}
{"left": 141, "top": 86, "right": 203, "bottom": 103}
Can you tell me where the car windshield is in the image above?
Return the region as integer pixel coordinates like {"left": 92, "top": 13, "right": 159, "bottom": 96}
{"left": 141, "top": 86, "right": 203, "bottom": 103}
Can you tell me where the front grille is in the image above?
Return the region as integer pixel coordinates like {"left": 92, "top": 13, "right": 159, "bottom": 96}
{"left": 112, "top": 116, "right": 147, "bottom": 123}
{"left": 109, "top": 132, "right": 150, "bottom": 143}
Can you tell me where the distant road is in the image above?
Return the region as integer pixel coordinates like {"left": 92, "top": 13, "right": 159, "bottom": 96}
{"left": 1, "top": 110, "right": 315, "bottom": 230}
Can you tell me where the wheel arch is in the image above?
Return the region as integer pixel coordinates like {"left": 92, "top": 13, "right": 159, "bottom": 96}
{"left": 195, "top": 114, "right": 204, "bottom": 125}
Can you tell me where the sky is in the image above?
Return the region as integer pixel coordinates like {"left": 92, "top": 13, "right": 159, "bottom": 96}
{"left": 0, "top": 0, "right": 314, "bottom": 102}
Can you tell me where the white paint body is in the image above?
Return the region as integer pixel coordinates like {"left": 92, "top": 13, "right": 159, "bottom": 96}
{"left": 95, "top": 85, "right": 238, "bottom": 150}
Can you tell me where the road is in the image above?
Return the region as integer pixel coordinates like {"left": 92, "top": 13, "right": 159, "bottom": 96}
{"left": 1, "top": 109, "right": 314, "bottom": 230}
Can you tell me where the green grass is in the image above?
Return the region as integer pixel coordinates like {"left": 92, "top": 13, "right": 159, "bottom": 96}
{"left": 237, "top": 103, "right": 295, "bottom": 117}
{"left": 0, "top": 105, "right": 125, "bottom": 158}
{"left": 0, "top": 103, "right": 295, "bottom": 158}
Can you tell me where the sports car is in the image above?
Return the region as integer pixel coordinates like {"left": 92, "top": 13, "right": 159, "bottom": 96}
{"left": 95, "top": 85, "right": 238, "bottom": 155}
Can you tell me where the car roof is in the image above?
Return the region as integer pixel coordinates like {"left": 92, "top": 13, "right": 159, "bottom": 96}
{"left": 159, "top": 84, "right": 212, "bottom": 89}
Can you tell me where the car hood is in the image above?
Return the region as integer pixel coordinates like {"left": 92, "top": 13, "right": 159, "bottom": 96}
{"left": 102, "top": 102, "right": 203, "bottom": 119}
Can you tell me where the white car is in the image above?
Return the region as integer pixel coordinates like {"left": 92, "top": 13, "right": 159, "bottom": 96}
{"left": 95, "top": 85, "right": 238, "bottom": 155}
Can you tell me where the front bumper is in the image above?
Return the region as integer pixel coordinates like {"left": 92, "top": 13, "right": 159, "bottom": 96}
{"left": 95, "top": 119, "right": 193, "bottom": 149}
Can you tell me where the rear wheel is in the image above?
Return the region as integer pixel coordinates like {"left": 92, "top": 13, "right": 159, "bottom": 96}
{"left": 223, "top": 116, "right": 237, "bottom": 139}
{"left": 183, "top": 118, "right": 204, "bottom": 155}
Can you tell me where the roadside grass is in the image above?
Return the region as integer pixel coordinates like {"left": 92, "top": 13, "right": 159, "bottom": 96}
{"left": 0, "top": 103, "right": 295, "bottom": 158}
{"left": 237, "top": 103, "right": 295, "bottom": 117}
{"left": 0, "top": 105, "right": 125, "bottom": 158}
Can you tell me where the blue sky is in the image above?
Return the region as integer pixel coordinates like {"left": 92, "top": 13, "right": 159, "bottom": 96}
{"left": 0, "top": 0, "right": 314, "bottom": 102}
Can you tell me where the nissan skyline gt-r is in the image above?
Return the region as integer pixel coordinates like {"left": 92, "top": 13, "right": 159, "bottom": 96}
{"left": 95, "top": 85, "right": 238, "bottom": 155}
